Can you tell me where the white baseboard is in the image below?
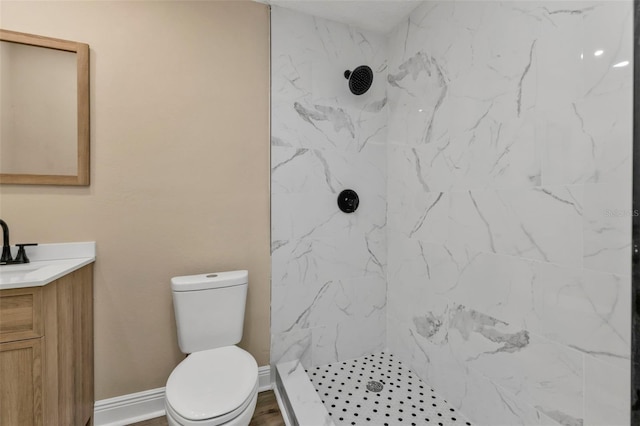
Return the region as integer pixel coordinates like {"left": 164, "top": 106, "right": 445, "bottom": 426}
{"left": 94, "top": 366, "right": 272, "bottom": 425}
{"left": 94, "top": 387, "right": 165, "bottom": 426}
{"left": 258, "top": 364, "right": 271, "bottom": 392}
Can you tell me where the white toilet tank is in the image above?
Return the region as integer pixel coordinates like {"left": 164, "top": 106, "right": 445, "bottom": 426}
{"left": 171, "top": 270, "right": 248, "bottom": 354}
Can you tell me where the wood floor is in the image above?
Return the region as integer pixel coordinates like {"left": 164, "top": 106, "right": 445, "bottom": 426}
{"left": 129, "top": 390, "right": 284, "bottom": 426}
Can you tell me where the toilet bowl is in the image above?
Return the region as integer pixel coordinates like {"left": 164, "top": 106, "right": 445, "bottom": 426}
{"left": 165, "top": 346, "right": 258, "bottom": 426}
{"left": 165, "top": 271, "right": 259, "bottom": 426}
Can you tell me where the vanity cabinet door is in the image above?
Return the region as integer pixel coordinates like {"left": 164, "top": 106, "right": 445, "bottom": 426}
{"left": 0, "top": 338, "right": 43, "bottom": 426}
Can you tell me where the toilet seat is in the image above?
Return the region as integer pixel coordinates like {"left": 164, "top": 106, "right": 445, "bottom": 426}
{"left": 165, "top": 346, "right": 258, "bottom": 424}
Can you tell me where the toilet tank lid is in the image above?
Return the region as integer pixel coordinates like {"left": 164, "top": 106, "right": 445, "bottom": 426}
{"left": 171, "top": 270, "right": 248, "bottom": 292}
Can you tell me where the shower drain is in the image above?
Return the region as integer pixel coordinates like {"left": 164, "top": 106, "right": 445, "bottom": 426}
{"left": 366, "top": 380, "right": 384, "bottom": 392}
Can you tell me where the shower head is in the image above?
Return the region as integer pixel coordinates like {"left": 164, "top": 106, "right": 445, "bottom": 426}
{"left": 344, "top": 65, "right": 373, "bottom": 95}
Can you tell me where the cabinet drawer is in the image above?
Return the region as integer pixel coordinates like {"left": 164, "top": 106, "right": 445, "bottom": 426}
{"left": 0, "top": 287, "right": 43, "bottom": 343}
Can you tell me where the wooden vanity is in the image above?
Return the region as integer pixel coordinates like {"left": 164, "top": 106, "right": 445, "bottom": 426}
{"left": 0, "top": 263, "right": 94, "bottom": 426}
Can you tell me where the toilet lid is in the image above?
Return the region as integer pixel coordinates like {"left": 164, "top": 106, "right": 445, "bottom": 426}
{"left": 166, "top": 346, "right": 258, "bottom": 421}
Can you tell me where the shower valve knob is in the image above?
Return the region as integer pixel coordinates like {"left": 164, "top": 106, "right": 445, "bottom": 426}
{"left": 338, "top": 189, "right": 359, "bottom": 213}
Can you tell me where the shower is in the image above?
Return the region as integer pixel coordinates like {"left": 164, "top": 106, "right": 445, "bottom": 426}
{"left": 271, "top": 2, "right": 634, "bottom": 425}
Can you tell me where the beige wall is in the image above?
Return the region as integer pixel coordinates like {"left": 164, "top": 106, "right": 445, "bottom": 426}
{"left": 0, "top": 1, "right": 270, "bottom": 400}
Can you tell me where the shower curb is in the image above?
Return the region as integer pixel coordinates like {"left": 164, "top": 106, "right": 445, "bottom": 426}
{"left": 276, "top": 360, "right": 336, "bottom": 426}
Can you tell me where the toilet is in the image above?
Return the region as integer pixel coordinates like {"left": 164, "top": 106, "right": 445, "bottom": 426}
{"left": 165, "top": 270, "right": 258, "bottom": 426}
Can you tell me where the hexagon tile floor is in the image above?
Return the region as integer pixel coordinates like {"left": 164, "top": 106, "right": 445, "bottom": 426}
{"left": 307, "top": 352, "right": 472, "bottom": 426}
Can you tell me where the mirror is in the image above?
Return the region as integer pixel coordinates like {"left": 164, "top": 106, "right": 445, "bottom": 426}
{"left": 0, "top": 29, "right": 89, "bottom": 185}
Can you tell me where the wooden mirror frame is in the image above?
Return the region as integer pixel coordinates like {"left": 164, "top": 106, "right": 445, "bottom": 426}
{"left": 0, "top": 29, "right": 89, "bottom": 186}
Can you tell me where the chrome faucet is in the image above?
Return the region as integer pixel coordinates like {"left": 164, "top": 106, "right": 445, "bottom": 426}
{"left": 0, "top": 219, "right": 12, "bottom": 264}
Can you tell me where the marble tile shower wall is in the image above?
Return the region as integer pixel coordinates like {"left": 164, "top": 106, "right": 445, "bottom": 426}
{"left": 270, "top": 7, "right": 388, "bottom": 369}
{"left": 385, "top": 2, "right": 633, "bottom": 426}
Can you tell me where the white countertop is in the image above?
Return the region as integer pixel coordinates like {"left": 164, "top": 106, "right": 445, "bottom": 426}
{"left": 0, "top": 242, "right": 95, "bottom": 290}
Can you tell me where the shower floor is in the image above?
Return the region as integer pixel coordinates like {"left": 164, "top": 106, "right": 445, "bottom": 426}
{"left": 307, "top": 352, "right": 472, "bottom": 426}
